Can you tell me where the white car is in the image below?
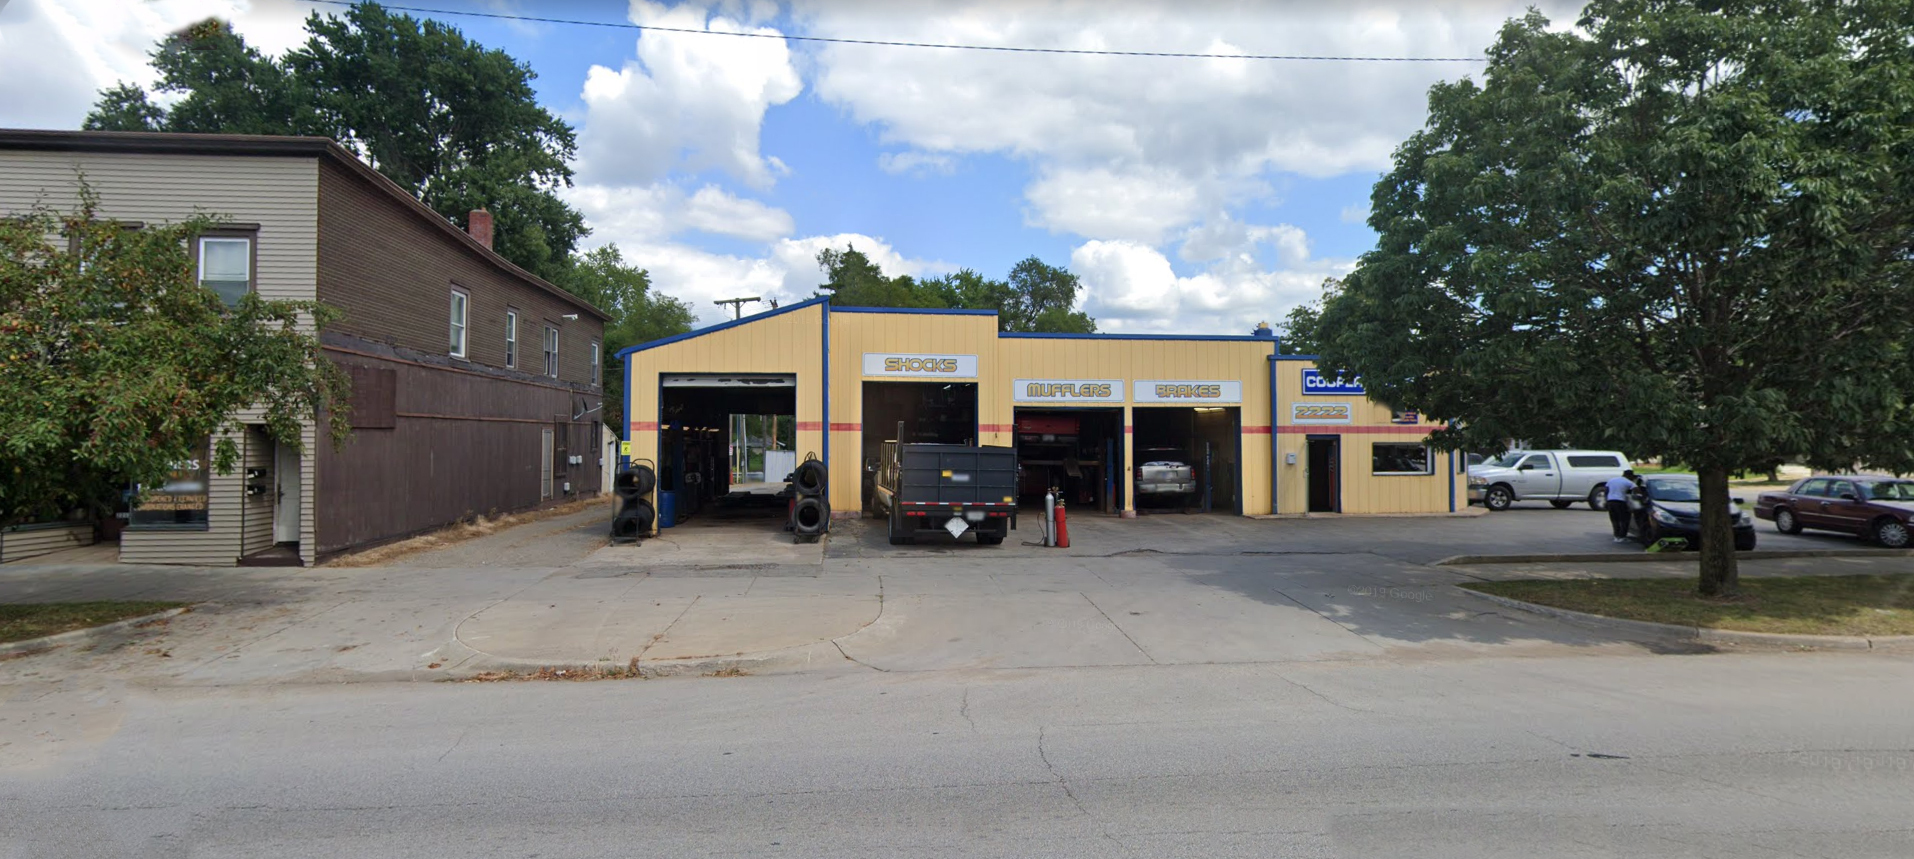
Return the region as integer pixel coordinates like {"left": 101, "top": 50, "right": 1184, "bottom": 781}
{"left": 1468, "top": 450, "right": 1632, "bottom": 512}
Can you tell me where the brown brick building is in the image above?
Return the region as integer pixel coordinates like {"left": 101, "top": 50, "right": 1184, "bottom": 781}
{"left": 0, "top": 129, "right": 609, "bottom": 565}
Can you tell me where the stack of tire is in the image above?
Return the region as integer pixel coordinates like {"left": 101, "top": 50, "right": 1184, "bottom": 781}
{"left": 611, "top": 464, "right": 656, "bottom": 542}
{"left": 789, "top": 459, "right": 828, "bottom": 543}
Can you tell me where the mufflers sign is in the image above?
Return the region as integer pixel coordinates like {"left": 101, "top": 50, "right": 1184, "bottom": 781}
{"left": 1301, "top": 368, "right": 1365, "bottom": 395}
{"left": 1135, "top": 380, "right": 1242, "bottom": 404}
{"left": 1012, "top": 379, "right": 1124, "bottom": 403}
{"left": 863, "top": 352, "right": 979, "bottom": 378}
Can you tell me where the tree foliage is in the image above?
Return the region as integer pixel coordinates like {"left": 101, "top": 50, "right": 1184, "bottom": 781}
{"left": 83, "top": 3, "right": 585, "bottom": 281}
{"left": 815, "top": 247, "right": 1096, "bottom": 333}
{"left": 1279, "top": 277, "right": 1341, "bottom": 355}
{"left": 556, "top": 245, "right": 695, "bottom": 429}
{"left": 1316, "top": 1, "right": 1914, "bottom": 595}
{"left": 0, "top": 190, "right": 349, "bottom": 527}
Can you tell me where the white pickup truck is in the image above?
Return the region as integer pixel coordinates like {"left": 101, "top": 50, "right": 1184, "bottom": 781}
{"left": 1467, "top": 450, "right": 1631, "bottom": 512}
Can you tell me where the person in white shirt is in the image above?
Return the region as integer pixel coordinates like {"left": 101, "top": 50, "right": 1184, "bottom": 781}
{"left": 1604, "top": 470, "right": 1640, "bottom": 542}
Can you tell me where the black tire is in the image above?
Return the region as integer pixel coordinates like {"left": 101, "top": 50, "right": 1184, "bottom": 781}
{"left": 793, "top": 460, "right": 827, "bottom": 496}
{"left": 1550, "top": 500, "right": 1574, "bottom": 509}
{"left": 1734, "top": 529, "right": 1757, "bottom": 551}
{"left": 613, "top": 499, "right": 654, "bottom": 538}
{"left": 1587, "top": 486, "right": 1605, "bottom": 511}
{"left": 1483, "top": 485, "right": 1514, "bottom": 511}
{"left": 613, "top": 466, "right": 653, "bottom": 500}
{"left": 1872, "top": 517, "right": 1911, "bottom": 549}
{"left": 1638, "top": 518, "right": 1658, "bottom": 547}
{"left": 792, "top": 496, "right": 827, "bottom": 536}
{"left": 887, "top": 503, "right": 913, "bottom": 545}
{"left": 1773, "top": 507, "right": 1802, "bottom": 534}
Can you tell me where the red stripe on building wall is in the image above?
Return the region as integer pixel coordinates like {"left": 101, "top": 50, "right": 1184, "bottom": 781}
{"left": 1242, "top": 426, "right": 1272, "bottom": 434}
{"left": 978, "top": 424, "right": 1014, "bottom": 432}
{"left": 828, "top": 422, "right": 861, "bottom": 431}
{"left": 633, "top": 421, "right": 659, "bottom": 431}
{"left": 1277, "top": 425, "right": 1432, "bottom": 434}
{"left": 795, "top": 422, "right": 824, "bottom": 431}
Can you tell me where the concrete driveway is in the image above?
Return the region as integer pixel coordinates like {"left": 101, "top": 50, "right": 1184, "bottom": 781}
{"left": 1, "top": 505, "right": 1901, "bottom": 689}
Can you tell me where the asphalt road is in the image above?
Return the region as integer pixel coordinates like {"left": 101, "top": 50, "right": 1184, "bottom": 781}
{"left": 6, "top": 651, "right": 1913, "bottom": 858}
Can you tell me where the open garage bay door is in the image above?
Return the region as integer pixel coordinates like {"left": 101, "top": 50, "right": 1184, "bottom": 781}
{"left": 860, "top": 381, "right": 978, "bottom": 511}
{"left": 658, "top": 374, "right": 797, "bottom": 528}
{"left": 1132, "top": 406, "right": 1242, "bottom": 513}
{"left": 1013, "top": 408, "right": 1122, "bottom": 513}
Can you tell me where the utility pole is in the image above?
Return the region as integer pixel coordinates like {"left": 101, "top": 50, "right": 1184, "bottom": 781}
{"left": 714, "top": 296, "right": 761, "bottom": 320}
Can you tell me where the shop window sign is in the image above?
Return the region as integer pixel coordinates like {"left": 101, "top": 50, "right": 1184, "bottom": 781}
{"left": 130, "top": 442, "right": 211, "bottom": 529}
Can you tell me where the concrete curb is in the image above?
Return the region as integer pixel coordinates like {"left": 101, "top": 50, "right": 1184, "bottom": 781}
{"left": 426, "top": 636, "right": 855, "bottom": 680}
{"left": 1435, "top": 548, "right": 1913, "bottom": 566}
{"left": 0, "top": 606, "right": 190, "bottom": 656}
{"left": 1457, "top": 587, "right": 1914, "bottom": 650}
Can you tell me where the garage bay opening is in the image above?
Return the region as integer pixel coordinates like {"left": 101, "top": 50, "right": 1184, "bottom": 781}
{"left": 659, "top": 374, "right": 798, "bottom": 531}
{"left": 1012, "top": 408, "right": 1122, "bottom": 513}
{"left": 1132, "top": 407, "right": 1242, "bottom": 513}
{"left": 860, "top": 381, "right": 978, "bottom": 511}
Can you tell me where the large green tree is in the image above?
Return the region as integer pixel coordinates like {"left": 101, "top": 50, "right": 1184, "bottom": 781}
{"left": 557, "top": 245, "right": 695, "bottom": 429}
{"left": 84, "top": 3, "right": 585, "bottom": 281}
{"left": 1316, "top": 1, "right": 1914, "bottom": 595}
{"left": 817, "top": 247, "right": 1097, "bottom": 333}
{"left": 0, "top": 191, "right": 349, "bottom": 528}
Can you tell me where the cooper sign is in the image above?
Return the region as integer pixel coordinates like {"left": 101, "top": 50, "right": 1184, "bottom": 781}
{"left": 1012, "top": 379, "right": 1124, "bottom": 403}
{"left": 1301, "top": 368, "right": 1365, "bottom": 395}
{"left": 863, "top": 353, "right": 978, "bottom": 378}
{"left": 1135, "top": 380, "right": 1242, "bottom": 404}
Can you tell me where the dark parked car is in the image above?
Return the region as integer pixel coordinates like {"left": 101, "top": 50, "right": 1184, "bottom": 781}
{"left": 1627, "top": 474, "right": 1757, "bottom": 550}
{"left": 1754, "top": 476, "right": 1914, "bottom": 548}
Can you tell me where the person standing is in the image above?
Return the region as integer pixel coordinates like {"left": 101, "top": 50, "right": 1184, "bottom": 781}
{"left": 1604, "top": 470, "right": 1640, "bottom": 542}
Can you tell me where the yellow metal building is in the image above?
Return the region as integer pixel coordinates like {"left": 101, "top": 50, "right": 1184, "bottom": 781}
{"left": 621, "top": 298, "right": 1463, "bottom": 526}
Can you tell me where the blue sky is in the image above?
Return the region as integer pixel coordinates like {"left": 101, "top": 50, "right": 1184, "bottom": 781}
{"left": 0, "top": 0, "right": 1581, "bottom": 330}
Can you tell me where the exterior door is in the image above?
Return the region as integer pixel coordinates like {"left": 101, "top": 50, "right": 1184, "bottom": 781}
{"left": 1509, "top": 453, "right": 1559, "bottom": 499}
{"left": 273, "top": 441, "right": 301, "bottom": 544}
{"left": 540, "top": 428, "right": 555, "bottom": 499}
{"left": 1306, "top": 436, "right": 1340, "bottom": 513}
{"left": 1790, "top": 478, "right": 1831, "bottom": 527}
{"left": 1822, "top": 480, "right": 1871, "bottom": 533}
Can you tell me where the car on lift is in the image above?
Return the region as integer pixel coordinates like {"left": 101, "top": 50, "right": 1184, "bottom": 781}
{"left": 1626, "top": 473, "right": 1758, "bottom": 550}
{"left": 872, "top": 438, "right": 1017, "bottom": 546}
{"left": 1754, "top": 476, "right": 1914, "bottom": 548}
{"left": 1136, "top": 446, "right": 1197, "bottom": 507}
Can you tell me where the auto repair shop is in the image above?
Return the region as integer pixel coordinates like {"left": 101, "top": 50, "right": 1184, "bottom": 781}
{"left": 619, "top": 298, "right": 1463, "bottom": 531}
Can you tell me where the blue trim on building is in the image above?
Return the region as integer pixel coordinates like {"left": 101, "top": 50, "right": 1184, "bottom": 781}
{"left": 1448, "top": 450, "right": 1456, "bottom": 513}
{"left": 615, "top": 295, "right": 831, "bottom": 359}
{"left": 1002, "top": 332, "right": 1274, "bottom": 343}
{"left": 620, "top": 349, "right": 632, "bottom": 472}
{"left": 832, "top": 305, "right": 998, "bottom": 316}
{"left": 1268, "top": 354, "right": 1280, "bottom": 515}
{"left": 821, "top": 301, "right": 831, "bottom": 469}
{"left": 1273, "top": 354, "right": 1320, "bottom": 361}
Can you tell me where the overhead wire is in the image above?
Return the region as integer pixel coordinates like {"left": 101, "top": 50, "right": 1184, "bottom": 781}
{"left": 304, "top": 0, "right": 1488, "bottom": 63}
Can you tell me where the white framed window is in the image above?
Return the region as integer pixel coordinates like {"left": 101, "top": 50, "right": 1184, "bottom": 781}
{"left": 543, "top": 325, "right": 559, "bottom": 378}
{"left": 504, "top": 309, "right": 518, "bottom": 369}
{"left": 449, "top": 288, "right": 468, "bottom": 358}
{"left": 590, "top": 341, "right": 601, "bottom": 387}
{"left": 1372, "top": 443, "right": 1434, "bottom": 475}
{"left": 197, "top": 236, "right": 252, "bottom": 306}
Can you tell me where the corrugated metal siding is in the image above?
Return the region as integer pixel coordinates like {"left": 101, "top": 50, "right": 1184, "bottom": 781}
{"left": 1273, "top": 361, "right": 1457, "bottom": 515}
{"left": 0, "top": 524, "right": 96, "bottom": 563}
{"left": 0, "top": 150, "right": 323, "bottom": 565}
{"left": 625, "top": 304, "right": 826, "bottom": 508}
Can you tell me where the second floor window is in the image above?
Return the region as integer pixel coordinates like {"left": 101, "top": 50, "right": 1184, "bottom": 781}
{"left": 590, "top": 341, "right": 601, "bottom": 387}
{"left": 449, "top": 289, "right": 468, "bottom": 358}
{"left": 505, "top": 310, "right": 518, "bottom": 368}
{"left": 197, "top": 236, "right": 252, "bottom": 306}
{"left": 543, "top": 325, "right": 559, "bottom": 378}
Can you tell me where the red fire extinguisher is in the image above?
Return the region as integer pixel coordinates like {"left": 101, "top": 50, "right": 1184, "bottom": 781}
{"left": 1054, "top": 497, "right": 1070, "bottom": 548}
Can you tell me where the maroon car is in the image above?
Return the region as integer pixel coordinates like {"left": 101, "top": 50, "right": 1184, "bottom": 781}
{"left": 1754, "top": 476, "right": 1914, "bottom": 548}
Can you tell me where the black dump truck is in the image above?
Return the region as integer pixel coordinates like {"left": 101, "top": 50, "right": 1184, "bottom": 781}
{"left": 872, "top": 434, "right": 1017, "bottom": 546}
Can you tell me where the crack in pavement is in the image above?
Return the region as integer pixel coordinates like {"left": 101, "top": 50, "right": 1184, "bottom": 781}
{"left": 959, "top": 687, "right": 979, "bottom": 736}
{"left": 1080, "top": 592, "right": 1157, "bottom": 665}
{"left": 436, "top": 728, "right": 469, "bottom": 764}
{"left": 636, "top": 595, "right": 702, "bottom": 662}
{"left": 1037, "top": 725, "right": 1137, "bottom": 858}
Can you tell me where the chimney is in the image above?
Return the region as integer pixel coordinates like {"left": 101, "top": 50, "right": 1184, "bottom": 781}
{"left": 467, "top": 209, "right": 494, "bottom": 249}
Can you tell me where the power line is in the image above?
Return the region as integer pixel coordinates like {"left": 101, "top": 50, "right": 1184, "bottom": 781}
{"left": 304, "top": 0, "right": 1487, "bottom": 63}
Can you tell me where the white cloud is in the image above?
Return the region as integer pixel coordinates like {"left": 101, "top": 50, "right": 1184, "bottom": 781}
{"left": 876, "top": 150, "right": 955, "bottom": 176}
{"left": 565, "top": 182, "right": 795, "bottom": 243}
{"left": 1074, "top": 220, "right": 1351, "bottom": 336}
{"left": 574, "top": 1, "right": 801, "bottom": 189}
{"left": 1340, "top": 203, "right": 1371, "bottom": 225}
{"left": 801, "top": 0, "right": 1582, "bottom": 243}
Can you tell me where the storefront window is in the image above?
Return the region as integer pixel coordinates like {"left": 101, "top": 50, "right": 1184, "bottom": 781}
{"left": 129, "top": 441, "right": 211, "bottom": 529}
{"left": 1372, "top": 443, "right": 1432, "bottom": 476}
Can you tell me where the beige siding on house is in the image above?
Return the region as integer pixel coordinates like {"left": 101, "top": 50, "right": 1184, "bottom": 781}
{"left": 0, "top": 523, "right": 96, "bottom": 564}
{"left": 0, "top": 150, "right": 321, "bottom": 566}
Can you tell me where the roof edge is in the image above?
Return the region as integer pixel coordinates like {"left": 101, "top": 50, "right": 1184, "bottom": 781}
{"left": 616, "top": 295, "right": 829, "bottom": 359}
{"left": 833, "top": 306, "right": 997, "bottom": 316}
{"left": 1003, "top": 332, "right": 1276, "bottom": 343}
